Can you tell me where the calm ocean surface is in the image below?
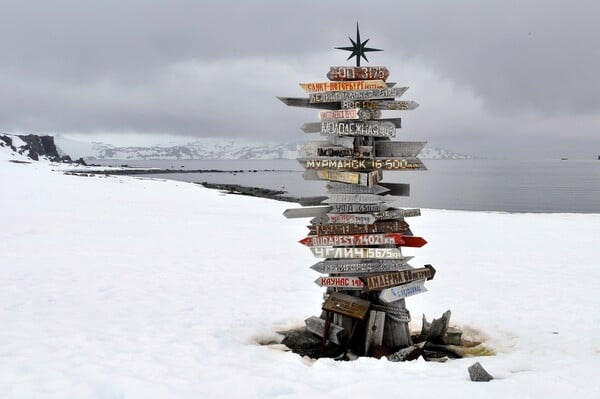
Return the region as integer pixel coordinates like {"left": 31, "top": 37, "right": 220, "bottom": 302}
{"left": 94, "top": 159, "right": 600, "bottom": 213}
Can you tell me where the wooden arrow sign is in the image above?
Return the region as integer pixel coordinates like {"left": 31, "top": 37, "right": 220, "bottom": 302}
{"left": 329, "top": 203, "right": 391, "bottom": 213}
{"left": 304, "top": 169, "right": 382, "bottom": 186}
{"left": 309, "top": 214, "right": 331, "bottom": 226}
{"left": 360, "top": 265, "right": 436, "bottom": 292}
{"left": 310, "top": 246, "right": 404, "bottom": 259}
{"left": 374, "top": 141, "right": 427, "bottom": 158}
{"left": 277, "top": 96, "right": 340, "bottom": 110}
{"left": 299, "top": 157, "right": 426, "bottom": 171}
{"left": 302, "top": 120, "right": 401, "bottom": 135}
{"left": 379, "top": 280, "right": 428, "bottom": 303}
{"left": 379, "top": 183, "right": 411, "bottom": 197}
{"left": 300, "top": 80, "right": 387, "bottom": 93}
{"left": 318, "top": 108, "right": 381, "bottom": 121}
{"left": 309, "top": 87, "right": 408, "bottom": 104}
{"left": 327, "top": 66, "right": 390, "bottom": 81}
{"left": 323, "top": 193, "right": 393, "bottom": 204}
{"left": 399, "top": 236, "right": 427, "bottom": 248}
{"left": 326, "top": 213, "right": 376, "bottom": 224}
{"left": 341, "top": 100, "right": 419, "bottom": 111}
{"left": 300, "top": 233, "right": 405, "bottom": 247}
{"left": 310, "top": 258, "right": 413, "bottom": 274}
{"left": 308, "top": 220, "right": 409, "bottom": 236}
{"left": 326, "top": 182, "right": 390, "bottom": 195}
{"left": 314, "top": 276, "right": 364, "bottom": 290}
{"left": 283, "top": 206, "right": 331, "bottom": 219}
{"left": 373, "top": 208, "right": 421, "bottom": 220}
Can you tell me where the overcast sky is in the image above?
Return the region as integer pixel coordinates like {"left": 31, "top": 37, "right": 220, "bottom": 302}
{"left": 1, "top": 0, "right": 598, "bottom": 158}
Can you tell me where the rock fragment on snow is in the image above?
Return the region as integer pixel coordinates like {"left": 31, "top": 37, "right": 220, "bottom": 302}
{"left": 468, "top": 362, "right": 494, "bottom": 382}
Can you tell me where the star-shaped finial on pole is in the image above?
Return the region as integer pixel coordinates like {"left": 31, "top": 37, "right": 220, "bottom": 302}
{"left": 335, "top": 22, "right": 383, "bottom": 67}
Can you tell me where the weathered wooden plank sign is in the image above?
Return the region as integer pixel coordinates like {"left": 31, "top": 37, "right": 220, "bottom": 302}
{"left": 373, "top": 208, "right": 421, "bottom": 220}
{"left": 283, "top": 206, "right": 332, "bottom": 219}
{"left": 365, "top": 310, "right": 385, "bottom": 355}
{"left": 360, "top": 264, "right": 436, "bottom": 292}
{"left": 318, "top": 108, "right": 381, "bottom": 121}
{"left": 341, "top": 100, "right": 419, "bottom": 110}
{"left": 300, "top": 80, "right": 387, "bottom": 92}
{"left": 302, "top": 119, "right": 401, "bottom": 134}
{"left": 304, "top": 316, "right": 345, "bottom": 345}
{"left": 309, "top": 87, "right": 408, "bottom": 103}
{"left": 308, "top": 220, "right": 409, "bottom": 236}
{"left": 329, "top": 203, "right": 391, "bottom": 213}
{"left": 378, "top": 280, "right": 428, "bottom": 303}
{"left": 322, "top": 291, "right": 371, "bottom": 320}
{"left": 326, "top": 182, "right": 390, "bottom": 195}
{"left": 305, "top": 169, "right": 382, "bottom": 186}
{"left": 327, "top": 66, "right": 390, "bottom": 81}
{"left": 379, "top": 183, "right": 411, "bottom": 197}
{"left": 326, "top": 213, "right": 376, "bottom": 224}
{"left": 311, "top": 258, "right": 413, "bottom": 274}
{"left": 374, "top": 141, "right": 427, "bottom": 158}
{"left": 277, "top": 96, "right": 340, "bottom": 110}
{"left": 300, "top": 233, "right": 405, "bottom": 247}
{"left": 314, "top": 276, "right": 364, "bottom": 289}
{"left": 310, "top": 246, "right": 404, "bottom": 259}
{"left": 299, "top": 157, "right": 426, "bottom": 171}
{"left": 323, "top": 193, "right": 393, "bottom": 204}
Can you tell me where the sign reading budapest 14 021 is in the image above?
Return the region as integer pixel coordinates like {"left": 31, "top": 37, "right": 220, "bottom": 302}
{"left": 327, "top": 66, "right": 390, "bottom": 81}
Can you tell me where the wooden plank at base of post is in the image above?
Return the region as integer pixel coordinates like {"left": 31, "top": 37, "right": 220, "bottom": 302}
{"left": 322, "top": 291, "right": 371, "bottom": 320}
{"left": 305, "top": 316, "right": 345, "bottom": 345}
{"left": 365, "top": 310, "right": 386, "bottom": 356}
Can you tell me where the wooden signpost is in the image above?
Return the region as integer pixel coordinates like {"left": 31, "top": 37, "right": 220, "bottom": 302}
{"left": 278, "top": 25, "right": 437, "bottom": 358}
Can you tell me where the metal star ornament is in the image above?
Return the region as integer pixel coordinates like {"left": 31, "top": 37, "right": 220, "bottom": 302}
{"left": 335, "top": 23, "right": 383, "bottom": 67}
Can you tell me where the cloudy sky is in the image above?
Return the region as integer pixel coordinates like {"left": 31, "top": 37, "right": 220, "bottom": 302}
{"left": 1, "top": 0, "right": 598, "bottom": 158}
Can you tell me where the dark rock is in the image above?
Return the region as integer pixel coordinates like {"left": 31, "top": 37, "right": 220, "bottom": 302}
{"left": 280, "top": 327, "right": 342, "bottom": 358}
{"left": 468, "top": 362, "right": 494, "bottom": 382}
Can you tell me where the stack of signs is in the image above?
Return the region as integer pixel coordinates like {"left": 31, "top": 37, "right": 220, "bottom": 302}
{"left": 280, "top": 51, "right": 435, "bottom": 356}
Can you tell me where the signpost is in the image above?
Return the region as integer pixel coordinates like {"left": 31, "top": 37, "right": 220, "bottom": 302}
{"left": 278, "top": 24, "right": 437, "bottom": 357}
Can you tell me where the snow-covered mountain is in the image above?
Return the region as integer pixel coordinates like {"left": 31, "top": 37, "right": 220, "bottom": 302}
{"left": 55, "top": 135, "right": 475, "bottom": 161}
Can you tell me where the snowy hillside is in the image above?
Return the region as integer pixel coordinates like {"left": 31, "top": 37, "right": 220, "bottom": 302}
{"left": 1, "top": 141, "right": 598, "bottom": 398}
{"left": 55, "top": 135, "right": 474, "bottom": 161}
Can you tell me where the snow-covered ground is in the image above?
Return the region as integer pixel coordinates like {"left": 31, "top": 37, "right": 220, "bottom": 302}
{"left": 0, "top": 146, "right": 598, "bottom": 398}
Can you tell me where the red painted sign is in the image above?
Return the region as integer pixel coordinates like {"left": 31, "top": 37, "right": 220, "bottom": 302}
{"left": 300, "top": 233, "right": 405, "bottom": 247}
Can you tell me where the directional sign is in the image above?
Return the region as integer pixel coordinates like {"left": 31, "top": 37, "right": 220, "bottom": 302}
{"left": 300, "top": 80, "right": 387, "bottom": 92}
{"left": 308, "top": 220, "right": 409, "bottom": 236}
{"left": 314, "top": 275, "right": 364, "bottom": 290}
{"left": 311, "top": 259, "right": 413, "bottom": 274}
{"left": 310, "top": 246, "right": 404, "bottom": 259}
{"left": 299, "top": 157, "right": 426, "bottom": 171}
{"left": 318, "top": 108, "right": 381, "bottom": 121}
{"left": 309, "top": 87, "right": 408, "bottom": 104}
{"left": 398, "top": 236, "right": 427, "bottom": 248}
{"left": 341, "top": 100, "right": 419, "bottom": 111}
{"left": 309, "top": 214, "right": 330, "bottom": 226}
{"left": 360, "top": 265, "right": 436, "bottom": 292}
{"left": 305, "top": 169, "right": 382, "bottom": 186}
{"left": 329, "top": 203, "right": 391, "bottom": 213}
{"left": 379, "top": 183, "right": 411, "bottom": 197}
{"left": 277, "top": 96, "right": 340, "bottom": 110}
{"left": 283, "top": 206, "right": 331, "bottom": 219}
{"left": 379, "top": 280, "right": 428, "bottom": 303}
{"left": 327, "top": 66, "right": 390, "bottom": 81}
{"left": 374, "top": 141, "right": 427, "bottom": 158}
{"left": 300, "top": 233, "right": 405, "bottom": 247}
{"left": 326, "top": 213, "right": 376, "bottom": 224}
{"left": 322, "top": 291, "right": 371, "bottom": 320}
{"left": 373, "top": 208, "right": 421, "bottom": 220}
{"left": 302, "top": 119, "right": 401, "bottom": 134}
{"left": 326, "top": 182, "right": 390, "bottom": 195}
{"left": 323, "top": 193, "right": 393, "bottom": 204}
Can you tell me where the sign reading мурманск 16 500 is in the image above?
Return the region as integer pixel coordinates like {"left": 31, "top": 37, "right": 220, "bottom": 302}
{"left": 298, "top": 157, "right": 426, "bottom": 171}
